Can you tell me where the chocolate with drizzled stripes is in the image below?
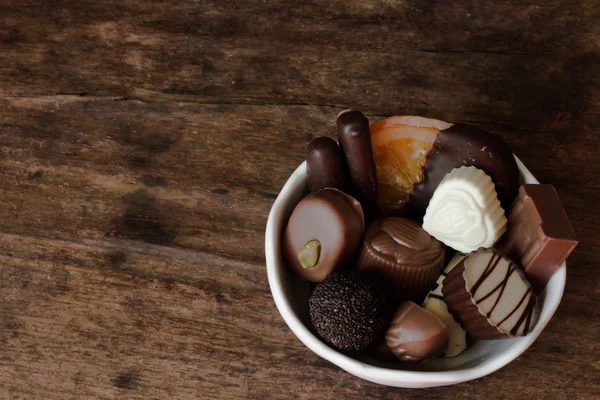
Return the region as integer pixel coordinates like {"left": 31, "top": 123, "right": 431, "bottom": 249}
{"left": 442, "top": 248, "right": 539, "bottom": 339}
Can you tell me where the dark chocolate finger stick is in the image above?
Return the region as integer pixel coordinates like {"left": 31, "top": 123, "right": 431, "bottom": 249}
{"left": 337, "top": 110, "right": 380, "bottom": 220}
{"left": 306, "top": 137, "right": 348, "bottom": 193}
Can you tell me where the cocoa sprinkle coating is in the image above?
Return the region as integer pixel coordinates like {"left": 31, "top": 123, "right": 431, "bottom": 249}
{"left": 309, "top": 271, "right": 389, "bottom": 351}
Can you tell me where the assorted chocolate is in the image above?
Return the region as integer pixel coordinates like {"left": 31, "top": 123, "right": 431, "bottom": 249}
{"left": 358, "top": 217, "right": 445, "bottom": 302}
{"left": 309, "top": 271, "right": 389, "bottom": 351}
{"left": 423, "top": 166, "right": 507, "bottom": 254}
{"left": 443, "top": 248, "right": 539, "bottom": 339}
{"left": 281, "top": 110, "right": 576, "bottom": 364}
{"left": 405, "top": 123, "right": 520, "bottom": 220}
{"left": 495, "top": 184, "right": 578, "bottom": 291}
{"left": 385, "top": 302, "right": 449, "bottom": 363}
{"left": 306, "top": 136, "right": 348, "bottom": 193}
{"left": 282, "top": 188, "right": 364, "bottom": 282}
{"left": 337, "top": 110, "right": 380, "bottom": 221}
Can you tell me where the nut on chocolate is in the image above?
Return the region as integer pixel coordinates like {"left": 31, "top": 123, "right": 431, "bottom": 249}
{"left": 282, "top": 188, "right": 364, "bottom": 282}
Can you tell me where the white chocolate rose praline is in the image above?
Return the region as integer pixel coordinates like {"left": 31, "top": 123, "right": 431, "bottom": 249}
{"left": 422, "top": 166, "right": 507, "bottom": 253}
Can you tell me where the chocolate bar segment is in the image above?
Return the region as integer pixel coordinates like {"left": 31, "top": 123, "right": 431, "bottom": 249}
{"left": 495, "top": 184, "right": 578, "bottom": 291}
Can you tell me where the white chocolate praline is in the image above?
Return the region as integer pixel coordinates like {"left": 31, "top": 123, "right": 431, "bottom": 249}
{"left": 422, "top": 166, "right": 507, "bottom": 253}
{"left": 423, "top": 253, "right": 467, "bottom": 357}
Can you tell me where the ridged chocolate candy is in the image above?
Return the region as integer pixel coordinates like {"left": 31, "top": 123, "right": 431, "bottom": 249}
{"left": 422, "top": 166, "right": 507, "bottom": 254}
{"left": 443, "top": 248, "right": 539, "bottom": 339}
{"left": 357, "top": 217, "right": 445, "bottom": 302}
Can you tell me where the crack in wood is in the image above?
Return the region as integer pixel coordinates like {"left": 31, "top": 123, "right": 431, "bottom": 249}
{"left": 1, "top": 92, "right": 568, "bottom": 134}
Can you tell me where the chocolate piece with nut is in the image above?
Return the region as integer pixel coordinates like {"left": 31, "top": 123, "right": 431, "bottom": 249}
{"left": 282, "top": 188, "right": 364, "bottom": 282}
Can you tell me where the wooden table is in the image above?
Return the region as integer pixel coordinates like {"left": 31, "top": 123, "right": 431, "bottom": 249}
{"left": 1, "top": 1, "right": 599, "bottom": 398}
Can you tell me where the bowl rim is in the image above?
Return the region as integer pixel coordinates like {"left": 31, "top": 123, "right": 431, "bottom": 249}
{"left": 265, "top": 156, "right": 566, "bottom": 387}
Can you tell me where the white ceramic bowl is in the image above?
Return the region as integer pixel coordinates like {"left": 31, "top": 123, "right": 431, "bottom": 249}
{"left": 265, "top": 157, "right": 565, "bottom": 388}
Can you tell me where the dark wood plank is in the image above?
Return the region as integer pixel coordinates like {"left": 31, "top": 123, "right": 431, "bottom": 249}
{"left": 1, "top": 96, "right": 598, "bottom": 259}
{"left": 1, "top": 0, "right": 599, "bottom": 398}
{"left": 1, "top": 0, "right": 599, "bottom": 133}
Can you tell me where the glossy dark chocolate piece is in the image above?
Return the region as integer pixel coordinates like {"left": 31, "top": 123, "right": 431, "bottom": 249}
{"left": 443, "top": 248, "right": 539, "bottom": 339}
{"left": 495, "top": 184, "right": 577, "bottom": 291}
{"left": 282, "top": 188, "right": 364, "bottom": 282}
{"left": 405, "top": 124, "right": 520, "bottom": 220}
{"left": 385, "top": 302, "right": 448, "bottom": 363}
{"left": 309, "top": 271, "right": 389, "bottom": 351}
{"left": 357, "top": 217, "right": 445, "bottom": 302}
{"left": 337, "top": 109, "right": 380, "bottom": 221}
{"left": 306, "top": 136, "right": 348, "bottom": 193}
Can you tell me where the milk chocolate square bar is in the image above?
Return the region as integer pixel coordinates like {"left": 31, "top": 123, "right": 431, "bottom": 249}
{"left": 495, "top": 184, "right": 577, "bottom": 291}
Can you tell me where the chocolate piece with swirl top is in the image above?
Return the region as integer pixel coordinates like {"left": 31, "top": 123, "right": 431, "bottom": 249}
{"left": 442, "top": 248, "right": 539, "bottom": 339}
{"left": 357, "top": 217, "right": 445, "bottom": 302}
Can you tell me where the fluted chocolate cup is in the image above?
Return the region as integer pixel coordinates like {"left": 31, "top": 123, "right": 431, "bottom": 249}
{"left": 357, "top": 217, "right": 445, "bottom": 302}
{"left": 442, "top": 248, "right": 539, "bottom": 339}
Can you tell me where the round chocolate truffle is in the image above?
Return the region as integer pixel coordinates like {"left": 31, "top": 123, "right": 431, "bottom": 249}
{"left": 282, "top": 188, "right": 364, "bottom": 282}
{"left": 309, "top": 271, "right": 388, "bottom": 351}
{"left": 357, "top": 217, "right": 445, "bottom": 302}
{"left": 386, "top": 302, "right": 449, "bottom": 363}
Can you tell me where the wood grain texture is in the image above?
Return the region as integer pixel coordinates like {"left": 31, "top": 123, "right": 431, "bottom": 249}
{"left": 0, "top": 0, "right": 599, "bottom": 399}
